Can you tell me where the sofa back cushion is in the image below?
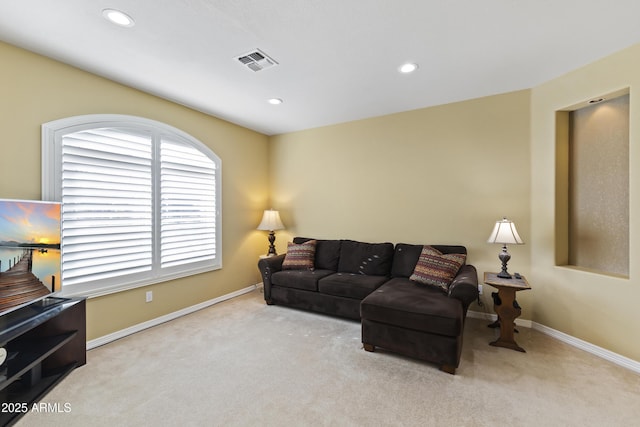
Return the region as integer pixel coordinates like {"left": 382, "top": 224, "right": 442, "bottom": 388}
{"left": 391, "top": 243, "right": 467, "bottom": 278}
{"left": 293, "top": 237, "right": 342, "bottom": 271}
{"left": 337, "top": 240, "right": 394, "bottom": 276}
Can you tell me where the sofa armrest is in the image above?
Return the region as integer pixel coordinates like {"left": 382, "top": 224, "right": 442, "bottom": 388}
{"left": 258, "top": 254, "right": 286, "bottom": 303}
{"left": 448, "top": 264, "right": 479, "bottom": 311}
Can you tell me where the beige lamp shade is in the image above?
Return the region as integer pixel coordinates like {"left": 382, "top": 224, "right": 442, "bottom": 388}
{"left": 487, "top": 218, "right": 524, "bottom": 245}
{"left": 257, "top": 209, "right": 285, "bottom": 231}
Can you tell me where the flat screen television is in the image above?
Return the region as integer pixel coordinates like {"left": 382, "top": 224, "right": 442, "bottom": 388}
{"left": 0, "top": 198, "right": 61, "bottom": 316}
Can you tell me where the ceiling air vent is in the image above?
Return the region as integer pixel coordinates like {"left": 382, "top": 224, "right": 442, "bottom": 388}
{"left": 235, "top": 49, "right": 278, "bottom": 72}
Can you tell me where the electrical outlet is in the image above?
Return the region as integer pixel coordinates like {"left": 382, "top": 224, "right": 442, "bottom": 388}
{"left": 478, "top": 284, "right": 483, "bottom": 295}
{"left": 146, "top": 291, "right": 153, "bottom": 303}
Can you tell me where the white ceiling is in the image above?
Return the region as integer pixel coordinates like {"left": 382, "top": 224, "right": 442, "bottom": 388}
{"left": 2, "top": 1, "right": 640, "bottom": 135}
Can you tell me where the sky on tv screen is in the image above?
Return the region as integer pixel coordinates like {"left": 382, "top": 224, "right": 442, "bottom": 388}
{"left": 0, "top": 200, "right": 60, "bottom": 245}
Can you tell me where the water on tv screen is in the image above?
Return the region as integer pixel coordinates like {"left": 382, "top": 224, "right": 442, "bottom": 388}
{"left": 0, "top": 199, "right": 61, "bottom": 316}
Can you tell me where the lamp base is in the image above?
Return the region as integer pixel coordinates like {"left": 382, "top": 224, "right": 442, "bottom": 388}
{"left": 267, "top": 231, "right": 277, "bottom": 256}
{"left": 497, "top": 245, "right": 512, "bottom": 279}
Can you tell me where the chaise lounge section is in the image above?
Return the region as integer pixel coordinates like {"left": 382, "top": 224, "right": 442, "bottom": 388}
{"left": 360, "top": 243, "right": 479, "bottom": 374}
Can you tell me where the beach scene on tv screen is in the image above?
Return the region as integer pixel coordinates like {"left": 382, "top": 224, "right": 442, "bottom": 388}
{"left": 0, "top": 200, "right": 61, "bottom": 311}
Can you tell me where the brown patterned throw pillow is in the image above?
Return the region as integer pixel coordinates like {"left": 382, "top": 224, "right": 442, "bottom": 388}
{"left": 282, "top": 240, "right": 316, "bottom": 270}
{"left": 409, "top": 246, "right": 466, "bottom": 292}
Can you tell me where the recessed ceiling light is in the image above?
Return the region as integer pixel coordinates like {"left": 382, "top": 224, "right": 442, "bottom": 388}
{"left": 588, "top": 98, "right": 605, "bottom": 104}
{"left": 268, "top": 98, "right": 283, "bottom": 105}
{"left": 399, "top": 63, "right": 418, "bottom": 74}
{"left": 102, "top": 9, "right": 135, "bottom": 27}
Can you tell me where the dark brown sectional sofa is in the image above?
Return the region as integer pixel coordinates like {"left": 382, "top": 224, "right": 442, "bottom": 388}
{"left": 257, "top": 237, "right": 478, "bottom": 374}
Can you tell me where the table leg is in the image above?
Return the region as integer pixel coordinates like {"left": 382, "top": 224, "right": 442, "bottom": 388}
{"left": 490, "top": 287, "right": 525, "bottom": 352}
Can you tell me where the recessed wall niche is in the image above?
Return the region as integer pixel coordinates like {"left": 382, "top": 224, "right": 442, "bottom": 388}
{"left": 555, "top": 91, "right": 629, "bottom": 277}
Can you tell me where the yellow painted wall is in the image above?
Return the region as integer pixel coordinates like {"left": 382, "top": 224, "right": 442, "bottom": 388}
{"left": 531, "top": 43, "right": 640, "bottom": 361}
{"left": 0, "top": 41, "right": 269, "bottom": 340}
{"left": 270, "top": 90, "right": 532, "bottom": 314}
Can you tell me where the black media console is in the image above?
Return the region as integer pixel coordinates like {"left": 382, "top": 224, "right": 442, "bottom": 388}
{"left": 0, "top": 297, "right": 86, "bottom": 426}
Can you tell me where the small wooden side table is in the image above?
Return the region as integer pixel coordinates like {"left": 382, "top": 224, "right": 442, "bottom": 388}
{"left": 484, "top": 272, "right": 531, "bottom": 352}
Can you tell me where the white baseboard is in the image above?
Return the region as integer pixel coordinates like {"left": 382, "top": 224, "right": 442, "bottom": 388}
{"left": 530, "top": 322, "right": 640, "bottom": 374}
{"left": 87, "top": 284, "right": 259, "bottom": 350}
{"left": 468, "top": 310, "right": 640, "bottom": 374}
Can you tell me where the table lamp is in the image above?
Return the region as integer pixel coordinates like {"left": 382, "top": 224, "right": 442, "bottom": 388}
{"left": 257, "top": 209, "right": 285, "bottom": 256}
{"left": 487, "top": 217, "right": 524, "bottom": 278}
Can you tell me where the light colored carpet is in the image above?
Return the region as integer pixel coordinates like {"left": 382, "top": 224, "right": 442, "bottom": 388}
{"left": 17, "top": 289, "right": 640, "bottom": 427}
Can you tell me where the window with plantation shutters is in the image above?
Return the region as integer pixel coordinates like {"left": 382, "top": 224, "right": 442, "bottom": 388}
{"left": 42, "top": 115, "right": 221, "bottom": 297}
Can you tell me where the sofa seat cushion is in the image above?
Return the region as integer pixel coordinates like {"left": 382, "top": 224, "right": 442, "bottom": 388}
{"left": 318, "top": 273, "right": 388, "bottom": 300}
{"left": 271, "top": 269, "right": 335, "bottom": 292}
{"left": 360, "top": 278, "right": 463, "bottom": 337}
